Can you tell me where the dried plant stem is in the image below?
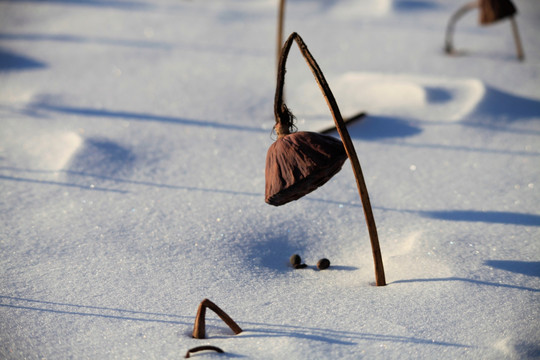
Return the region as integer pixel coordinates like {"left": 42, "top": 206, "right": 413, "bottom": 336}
{"left": 275, "top": 0, "right": 365, "bottom": 125}
{"left": 510, "top": 16, "right": 525, "bottom": 61}
{"left": 444, "top": 1, "right": 478, "bottom": 54}
{"left": 276, "top": 0, "right": 286, "bottom": 71}
{"left": 276, "top": 32, "right": 386, "bottom": 286}
{"left": 445, "top": 1, "right": 524, "bottom": 61}
{"left": 192, "top": 299, "right": 243, "bottom": 339}
{"left": 319, "top": 112, "right": 366, "bottom": 134}
{"left": 185, "top": 346, "right": 224, "bottom": 358}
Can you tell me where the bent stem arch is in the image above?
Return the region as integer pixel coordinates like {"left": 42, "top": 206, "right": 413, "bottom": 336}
{"left": 444, "top": 1, "right": 478, "bottom": 54}
{"left": 192, "top": 299, "right": 243, "bottom": 339}
{"left": 445, "top": 0, "right": 524, "bottom": 61}
{"left": 276, "top": 32, "right": 386, "bottom": 286}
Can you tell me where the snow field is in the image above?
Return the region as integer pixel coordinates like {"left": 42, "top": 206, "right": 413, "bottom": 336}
{"left": 1, "top": 0, "right": 539, "bottom": 359}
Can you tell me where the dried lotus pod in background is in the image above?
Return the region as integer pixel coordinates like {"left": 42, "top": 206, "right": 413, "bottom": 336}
{"left": 479, "top": 0, "right": 517, "bottom": 25}
{"left": 445, "top": 0, "right": 524, "bottom": 60}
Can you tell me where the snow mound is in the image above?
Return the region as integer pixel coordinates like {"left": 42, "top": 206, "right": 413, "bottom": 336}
{"left": 494, "top": 337, "right": 540, "bottom": 359}
{"left": 386, "top": 230, "right": 452, "bottom": 281}
{"left": 329, "top": 0, "right": 391, "bottom": 18}
{"left": 291, "top": 72, "right": 485, "bottom": 130}
{"left": 22, "top": 131, "right": 82, "bottom": 171}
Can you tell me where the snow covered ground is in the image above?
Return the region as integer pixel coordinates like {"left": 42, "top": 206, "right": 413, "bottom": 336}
{"left": 1, "top": 0, "right": 539, "bottom": 358}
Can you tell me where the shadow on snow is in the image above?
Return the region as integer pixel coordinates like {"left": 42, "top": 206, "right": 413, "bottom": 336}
{"left": 418, "top": 209, "right": 540, "bottom": 227}
{"left": 0, "top": 48, "right": 47, "bottom": 71}
{"left": 0, "top": 0, "right": 151, "bottom": 10}
{"left": 470, "top": 85, "right": 540, "bottom": 122}
{"left": 484, "top": 260, "right": 540, "bottom": 278}
{"left": 29, "top": 103, "right": 267, "bottom": 133}
{"left": 391, "top": 277, "right": 539, "bottom": 292}
{"left": 0, "top": 295, "right": 470, "bottom": 348}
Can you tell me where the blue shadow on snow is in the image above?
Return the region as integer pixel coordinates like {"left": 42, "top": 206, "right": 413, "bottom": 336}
{"left": 0, "top": 33, "right": 172, "bottom": 50}
{"left": 484, "top": 260, "right": 540, "bottom": 278}
{"left": 248, "top": 235, "right": 304, "bottom": 273}
{"left": 419, "top": 210, "right": 540, "bottom": 227}
{"left": 0, "top": 48, "right": 46, "bottom": 71}
{"left": 0, "top": 0, "right": 151, "bottom": 10}
{"left": 31, "top": 103, "right": 267, "bottom": 133}
{"left": 0, "top": 295, "right": 470, "bottom": 348}
{"left": 0, "top": 295, "right": 192, "bottom": 325}
{"left": 66, "top": 138, "right": 136, "bottom": 178}
{"left": 392, "top": 277, "right": 539, "bottom": 292}
{"left": 241, "top": 227, "right": 359, "bottom": 274}
{"left": 470, "top": 85, "right": 540, "bottom": 121}
{"left": 424, "top": 86, "right": 453, "bottom": 103}
{"left": 393, "top": 0, "right": 440, "bottom": 11}
{"left": 0, "top": 174, "right": 127, "bottom": 193}
{"left": 0, "top": 166, "right": 261, "bottom": 197}
{"left": 347, "top": 115, "right": 423, "bottom": 140}
{"left": 0, "top": 33, "right": 265, "bottom": 58}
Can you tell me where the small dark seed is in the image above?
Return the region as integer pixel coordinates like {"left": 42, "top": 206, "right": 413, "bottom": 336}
{"left": 293, "top": 263, "right": 307, "bottom": 269}
{"left": 317, "top": 258, "right": 330, "bottom": 270}
{"left": 290, "top": 254, "right": 301, "bottom": 266}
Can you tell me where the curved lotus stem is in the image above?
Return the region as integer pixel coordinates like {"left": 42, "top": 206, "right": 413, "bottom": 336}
{"left": 185, "top": 346, "right": 224, "bottom": 358}
{"left": 276, "top": 33, "right": 386, "bottom": 286}
{"left": 444, "top": 1, "right": 479, "bottom": 54}
{"left": 276, "top": 0, "right": 286, "bottom": 71}
{"left": 510, "top": 16, "right": 525, "bottom": 61}
{"left": 192, "top": 299, "right": 242, "bottom": 339}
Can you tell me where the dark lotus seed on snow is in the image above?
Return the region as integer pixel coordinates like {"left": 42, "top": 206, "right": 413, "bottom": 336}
{"left": 317, "top": 258, "right": 330, "bottom": 270}
{"left": 290, "top": 254, "right": 301, "bottom": 266}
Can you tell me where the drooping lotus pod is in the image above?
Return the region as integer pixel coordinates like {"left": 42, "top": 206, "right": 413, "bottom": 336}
{"left": 479, "top": 0, "right": 517, "bottom": 25}
{"left": 265, "top": 129, "right": 347, "bottom": 206}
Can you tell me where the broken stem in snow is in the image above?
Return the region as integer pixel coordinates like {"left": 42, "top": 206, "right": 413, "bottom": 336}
{"left": 192, "top": 298, "right": 243, "bottom": 339}
{"left": 185, "top": 346, "right": 224, "bottom": 358}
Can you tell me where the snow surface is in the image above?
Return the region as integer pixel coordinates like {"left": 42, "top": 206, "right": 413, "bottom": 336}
{"left": 1, "top": 0, "right": 539, "bottom": 359}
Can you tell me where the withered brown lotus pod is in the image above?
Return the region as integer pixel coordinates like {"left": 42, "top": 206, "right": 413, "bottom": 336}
{"left": 265, "top": 32, "right": 386, "bottom": 286}
{"left": 445, "top": 0, "right": 524, "bottom": 60}
{"left": 265, "top": 130, "right": 347, "bottom": 206}
{"left": 479, "top": 0, "right": 516, "bottom": 25}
